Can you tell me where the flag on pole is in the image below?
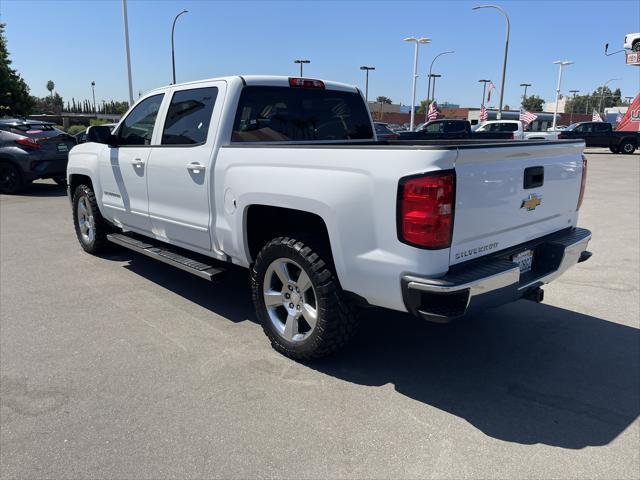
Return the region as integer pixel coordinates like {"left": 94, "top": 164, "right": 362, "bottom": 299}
{"left": 592, "top": 110, "right": 603, "bottom": 122}
{"left": 615, "top": 112, "right": 623, "bottom": 124}
{"left": 487, "top": 81, "right": 496, "bottom": 102}
{"left": 428, "top": 101, "right": 439, "bottom": 121}
{"left": 519, "top": 109, "right": 538, "bottom": 125}
{"left": 480, "top": 104, "right": 488, "bottom": 122}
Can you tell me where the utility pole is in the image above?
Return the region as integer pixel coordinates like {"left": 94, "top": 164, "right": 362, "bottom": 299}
{"left": 91, "top": 81, "right": 96, "bottom": 114}
{"left": 427, "top": 51, "right": 454, "bottom": 104}
{"left": 171, "top": 9, "right": 188, "bottom": 84}
{"left": 404, "top": 37, "right": 431, "bottom": 131}
{"left": 568, "top": 90, "right": 579, "bottom": 124}
{"left": 121, "top": 0, "right": 134, "bottom": 106}
{"left": 294, "top": 59, "right": 310, "bottom": 76}
{"left": 359, "top": 66, "right": 375, "bottom": 103}
{"left": 520, "top": 83, "right": 531, "bottom": 106}
{"left": 478, "top": 79, "right": 491, "bottom": 107}
{"left": 552, "top": 60, "right": 573, "bottom": 130}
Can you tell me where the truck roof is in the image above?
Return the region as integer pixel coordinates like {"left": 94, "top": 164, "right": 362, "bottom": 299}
{"left": 146, "top": 75, "right": 360, "bottom": 95}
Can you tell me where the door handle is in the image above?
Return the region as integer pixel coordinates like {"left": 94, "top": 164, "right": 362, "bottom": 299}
{"left": 187, "top": 162, "right": 205, "bottom": 173}
{"left": 132, "top": 158, "right": 145, "bottom": 168}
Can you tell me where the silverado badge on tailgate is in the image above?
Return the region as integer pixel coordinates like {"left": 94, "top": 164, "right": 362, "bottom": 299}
{"left": 521, "top": 193, "right": 542, "bottom": 211}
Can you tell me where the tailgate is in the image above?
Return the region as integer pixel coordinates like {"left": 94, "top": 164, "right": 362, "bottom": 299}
{"left": 450, "top": 141, "right": 584, "bottom": 265}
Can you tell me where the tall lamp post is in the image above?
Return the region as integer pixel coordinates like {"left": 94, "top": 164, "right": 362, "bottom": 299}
{"left": 552, "top": 60, "right": 573, "bottom": 130}
{"left": 360, "top": 66, "right": 375, "bottom": 103}
{"left": 294, "top": 59, "right": 310, "bottom": 76}
{"left": 171, "top": 9, "right": 188, "bottom": 84}
{"left": 404, "top": 36, "right": 431, "bottom": 131}
{"left": 568, "top": 89, "right": 579, "bottom": 124}
{"left": 91, "top": 81, "right": 96, "bottom": 114}
{"left": 426, "top": 51, "right": 454, "bottom": 104}
{"left": 121, "top": 0, "right": 134, "bottom": 106}
{"left": 478, "top": 79, "right": 491, "bottom": 108}
{"left": 473, "top": 5, "right": 509, "bottom": 119}
{"left": 428, "top": 74, "right": 442, "bottom": 113}
{"left": 598, "top": 78, "right": 621, "bottom": 115}
{"left": 520, "top": 83, "right": 531, "bottom": 106}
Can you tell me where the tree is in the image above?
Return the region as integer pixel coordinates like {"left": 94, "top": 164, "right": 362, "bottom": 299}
{"left": 0, "top": 23, "right": 35, "bottom": 116}
{"left": 375, "top": 96, "right": 392, "bottom": 104}
{"left": 522, "top": 95, "right": 544, "bottom": 112}
{"left": 46, "top": 80, "right": 55, "bottom": 99}
{"left": 564, "top": 86, "right": 624, "bottom": 115}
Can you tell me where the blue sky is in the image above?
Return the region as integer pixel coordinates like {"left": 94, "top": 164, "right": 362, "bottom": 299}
{"left": 2, "top": 0, "right": 639, "bottom": 108}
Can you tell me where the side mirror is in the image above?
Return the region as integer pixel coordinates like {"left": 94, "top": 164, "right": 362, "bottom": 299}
{"left": 87, "top": 125, "right": 117, "bottom": 146}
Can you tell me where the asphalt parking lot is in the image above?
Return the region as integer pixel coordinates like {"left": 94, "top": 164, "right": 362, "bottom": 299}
{"left": 1, "top": 149, "right": 638, "bottom": 479}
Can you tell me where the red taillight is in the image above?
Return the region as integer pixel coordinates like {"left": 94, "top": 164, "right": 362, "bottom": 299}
{"left": 398, "top": 171, "right": 455, "bottom": 249}
{"left": 577, "top": 155, "right": 588, "bottom": 211}
{"left": 288, "top": 77, "right": 325, "bottom": 89}
{"left": 15, "top": 137, "right": 41, "bottom": 150}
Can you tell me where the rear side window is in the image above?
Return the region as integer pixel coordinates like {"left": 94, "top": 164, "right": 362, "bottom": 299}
{"left": 593, "top": 123, "right": 610, "bottom": 132}
{"left": 162, "top": 87, "right": 218, "bottom": 145}
{"left": 444, "top": 121, "right": 465, "bottom": 133}
{"left": 500, "top": 123, "right": 518, "bottom": 132}
{"left": 117, "top": 94, "right": 164, "bottom": 146}
{"left": 232, "top": 86, "right": 373, "bottom": 142}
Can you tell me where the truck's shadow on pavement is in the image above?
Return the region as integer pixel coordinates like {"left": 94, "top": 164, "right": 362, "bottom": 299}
{"left": 121, "top": 254, "right": 639, "bottom": 450}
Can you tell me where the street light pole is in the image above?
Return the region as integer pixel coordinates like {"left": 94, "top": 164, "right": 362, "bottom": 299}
{"left": 294, "top": 59, "right": 310, "bottom": 76}
{"left": 360, "top": 66, "right": 375, "bottom": 103}
{"left": 121, "top": 0, "right": 134, "bottom": 106}
{"left": 91, "top": 81, "right": 96, "bottom": 114}
{"left": 520, "top": 83, "right": 531, "bottom": 106}
{"left": 568, "top": 89, "right": 579, "bottom": 124}
{"left": 473, "top": 5, "right": 509, "bottom": 119}
{"left": 404, "top": 37, "right": 431, "bottom": 131}
{"left": 427, "top": 51, "right": 454, "bottom": 105}
{"left": 171, "top": 9, "right": 188, "bottom": 85}
{"left": 552, "top": 60, "right": 573, "bottom": 130}
{"left": 598, "top": 78, "right": 621, "bottom": 115}
{"left": 478, "top": 79, "right": 491, "bottom": 107}
{"left": 427, "top": 74, "right": 442, "bottom": 121}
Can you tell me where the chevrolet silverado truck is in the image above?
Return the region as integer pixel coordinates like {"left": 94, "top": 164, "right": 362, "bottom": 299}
{"left": 67, "top": 75, "right": 592, "bottom": 359}
{"left": 559, "top": 121, "right": 639, "bottom": 154}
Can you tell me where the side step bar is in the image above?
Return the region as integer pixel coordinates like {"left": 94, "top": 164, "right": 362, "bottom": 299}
{"left": 107, "top": 233, "right": 224, "bottom": 281}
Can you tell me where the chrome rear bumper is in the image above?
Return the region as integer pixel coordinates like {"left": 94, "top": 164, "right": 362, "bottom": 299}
{"left": 401, "top": 228, "right": 592, "bottom": 322}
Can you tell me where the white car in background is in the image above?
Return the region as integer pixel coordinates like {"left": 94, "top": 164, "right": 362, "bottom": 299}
{"left": 624, "top": 32, "right": 640, "bottom": 51}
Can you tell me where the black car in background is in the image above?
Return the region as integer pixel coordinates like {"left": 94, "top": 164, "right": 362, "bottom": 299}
{"left": 0, "top": 119, "right": 76, "bottom": 194}
{"left": 558, "top": 122, "right": 639, "bottom": 154}
{"left": 398, "top": 119, "right": 513, "bottom": 140}
{"left": 374, "top": 122, "right": 400, "bottom": 140}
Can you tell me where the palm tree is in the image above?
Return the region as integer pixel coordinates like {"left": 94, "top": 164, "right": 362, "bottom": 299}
{"left": 46, "top": 80, "right": 55, "bottom": 99}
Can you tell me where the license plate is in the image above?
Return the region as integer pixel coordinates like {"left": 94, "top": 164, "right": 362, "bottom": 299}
{"left": 57, "top": 143, "right": 69, "bottom": 152}
{"left": 512, "top": 249, "right": 534, "bottom": 274}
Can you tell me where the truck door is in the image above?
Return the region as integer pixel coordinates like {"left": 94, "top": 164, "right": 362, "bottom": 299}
{"left": 146, "top": 81, "right": 226, "bottom": 252}
{"left": 98, "top": 93, "right": 165, "bottom": 233}
{"left": 592, "top": 122, "right": 611, "bottom": 147}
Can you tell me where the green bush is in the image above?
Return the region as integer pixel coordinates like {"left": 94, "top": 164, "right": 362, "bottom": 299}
{"left": 66, "top": 124, "right": 86, "bottom": 135}
{"left": 89, "top": 118, "right": 111, "bottom": 126}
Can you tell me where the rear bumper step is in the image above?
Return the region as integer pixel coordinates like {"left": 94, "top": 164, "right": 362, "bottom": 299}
{"left": 401, "top": 227, "right": 592, "bottom": 322}
{"left": 107, "top": 233, "right": 224, "bottom": 281}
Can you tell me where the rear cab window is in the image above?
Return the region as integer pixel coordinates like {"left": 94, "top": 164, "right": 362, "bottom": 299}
{"left": 231, "top": 86, "right": 373, "bottom": 142}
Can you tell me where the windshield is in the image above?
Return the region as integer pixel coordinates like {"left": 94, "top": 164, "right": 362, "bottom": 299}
{"left": 565, "top": 123, "right": 580, "bottom": 131}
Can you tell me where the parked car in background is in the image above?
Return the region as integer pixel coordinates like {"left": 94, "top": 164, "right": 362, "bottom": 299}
{"left": 624, "top": 32, "right": 640, "bottom": 51}
{"left": 75, "top": 123, "right": 117, "bottom": 144}
{"left": 476, "top": 120, "right": 562, "bottom": 140}
{"left": 386, "top": 123, "right": 403, "bottom": 132}
{"left": 0, "top": 118, "right": 76, "bottom": 193}
{"left": 399, "top": 119, "right": 513, "bottom": 140}
{"left": 374, "top": 122, "right": 400, "bottom": 140}
{"left": 67, "top": 75, "right": 591, "bottom": 359}
{"left": 558, "top": 121, "right": 639, "bottom": 154}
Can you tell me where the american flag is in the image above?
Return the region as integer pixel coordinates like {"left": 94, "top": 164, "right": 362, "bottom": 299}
{"left": 487, "top": 81, "right": 496, "bottom": 102}
{"left": 615, "top": 112, "right": 623, "bottom": 124}
{"left": 519, "top": 109, "right": 538, "bottom": 125}
{"left": 592, "top": 110, "right": 603, "bottom": 122}
{"left": 480, "top": 104, "right": 488, "bottom": 122}
{"left": 428, "top": 101, "right": 439, "bottom": 121}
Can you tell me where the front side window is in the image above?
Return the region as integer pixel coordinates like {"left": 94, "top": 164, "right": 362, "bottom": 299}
{"left": 162, "top": 87, "right": 218, "bottom": 145}
{"left": 593, "top": 123, "right": 610, "bottom": 132}
{"left": 117, "top": 94, "right": 164, "bottom": 146}
{"left": 574, "top": 123, "right": 592, "bottom": 133}
{"left": 232, "top": 86, "right": 373, "bottom": 142}
{"left": 426, "top": 122, "right": 444, "bottom": 133}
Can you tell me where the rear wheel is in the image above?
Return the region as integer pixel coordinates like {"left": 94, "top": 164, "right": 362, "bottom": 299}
{"left": 72, "top": 184, "right": 112, "bottom": 254}
{"left": 620, "top": 141, "right": 636, "bottom": 155}
{"left": 609, "top": 146, "right": 619, "bottom": 154}
{"left": 251, "top": 237, "right": 359, "bottom": 360}
{"left": 0, "top": 162, "right": 25, "bottom": 194}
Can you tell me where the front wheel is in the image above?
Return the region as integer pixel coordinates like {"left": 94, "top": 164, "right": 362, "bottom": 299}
{"left": 620, "top": 141, "right": 636, "bottom": 155}
{"left": 0, "top": 162, "right": 25, "bottom": 194}
{"left": 72, "top": 184, "right": 112, "bottom": 254}
{"left": 251, "top": 237, "right": 359, "bottom": 360}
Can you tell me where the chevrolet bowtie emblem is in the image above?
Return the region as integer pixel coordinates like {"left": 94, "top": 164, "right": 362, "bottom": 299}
{"left": 521, "top": 193, "right": 542, "bottom": 211}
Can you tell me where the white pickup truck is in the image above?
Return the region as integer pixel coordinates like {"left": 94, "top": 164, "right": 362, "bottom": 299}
{"left": 67, "top": 75, "right": 592, "bottom": 359}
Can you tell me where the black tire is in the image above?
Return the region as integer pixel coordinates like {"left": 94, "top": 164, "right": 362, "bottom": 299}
{"left": 251, "top": 237, "right": 360, "bottom": 360}
{"left": 53, "top": 176, "right": 67, "bottom": 187}
{"left": 620, "top": 141, "right": 636, "bottom": 155}
{"left": 72, "top": 184, "right": 111, "bottom": 254}
{"left": 0, "top": 162, "right": 25, "bottom": 194}
{"left": 609, "top": 146, "right": 619, "bottom": 154}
